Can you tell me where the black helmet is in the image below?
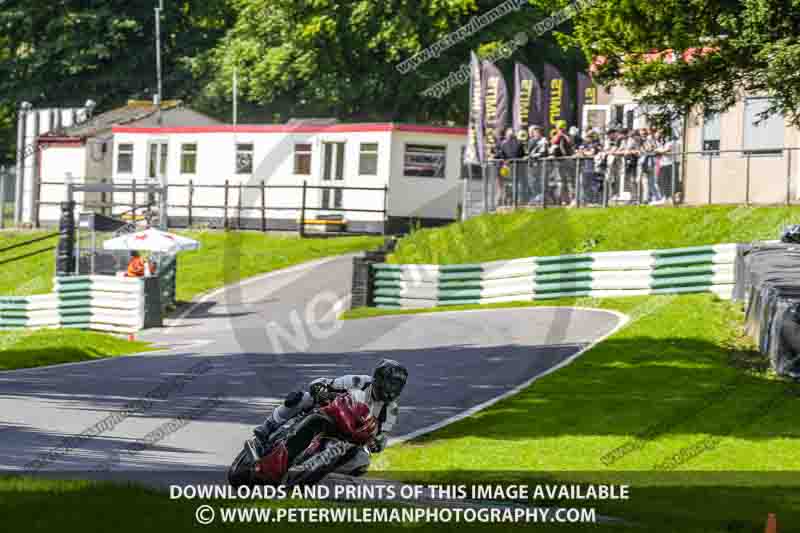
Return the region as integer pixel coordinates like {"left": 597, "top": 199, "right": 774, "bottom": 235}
{"left": 372, "top": 359, "right": 408, "bottom": 402}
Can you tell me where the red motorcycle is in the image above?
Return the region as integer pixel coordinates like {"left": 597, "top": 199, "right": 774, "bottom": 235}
{"left": 228, "top": 392, "right": 378, "bottom": 487}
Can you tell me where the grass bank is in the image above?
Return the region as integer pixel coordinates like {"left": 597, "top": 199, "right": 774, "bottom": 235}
{"left": 0, "top": 231, "right": 58, "bottom": 295}
{"left": 390, "top": 206, "right": 800, "bottom": 264}
{"left": 343, "top": 207, "right": 800, "bottom": 529}
{"left": 0, "top": 328, "right": 152, "bottom": 371}
{"left": 0, "top": 230, "right": 381, "bottom": 370}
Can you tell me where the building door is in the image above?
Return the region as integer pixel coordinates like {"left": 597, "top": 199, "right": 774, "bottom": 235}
{"left": 322, "top": 142, "right": 345, "bottom": 181}
{"left": 147, "top": 141, "right": 169, "bottom": 182}
{"left": 146, "top": 141, "right": 168, "bottom": 219}
{"left": 321, "top": 142, "right": 345, "bottom": 214}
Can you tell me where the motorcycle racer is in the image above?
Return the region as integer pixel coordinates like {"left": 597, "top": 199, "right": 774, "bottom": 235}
{"left": 253, "top": 359, "right": 408, "bottom": 475}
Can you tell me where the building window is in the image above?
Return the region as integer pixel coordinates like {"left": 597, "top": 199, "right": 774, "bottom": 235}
{"left": 236, "top": 143, "right": 254, "bottom": 174}
{"left": 117, "top": 143, "right": 134, "bottom": 174}
{"left": 294, "top": 143, "right": 312, "bottom": 175}
{"left": 334, "top": 188, "right": 343, "bottom": 208}
{"left": 701, "top": 113, "right": 720, "bottom": 156}
{"left": 358, "top": 143, "right": 379, "bottom": 175}
{"left": 744, "top": 97, "right": 784, "bottom": 156}
{"left": 181, "top": 143, "right": 197, "bottom": 174}
{"left": 404, "top": 144, "right": 446, "bottom": 178}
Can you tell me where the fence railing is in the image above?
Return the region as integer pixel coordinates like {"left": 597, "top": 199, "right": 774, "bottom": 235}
{"left": 36, "top": 178, "right": 389, "bottom": 236}
{"left": 0, "top": 165, "right": 16, "bottom": 229}
{"left": 464, "top": 147, "right": 800, "bottom": 217}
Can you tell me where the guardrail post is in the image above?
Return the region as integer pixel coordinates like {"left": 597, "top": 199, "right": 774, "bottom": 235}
{"left": 132, "top": 179, "right": 138, "bottom": 220}
{"left": 707, "top": 155, "right": 713, "bottom": 205}
{"left": 745, "top": 153, "right": 751, "bottom": 206}
{"left": 223, "top": 179, "right": 229, "bottom": 230}
{"left": 187, "top": 179, "right": 194, "bottom": 228}
{"left": 0, "top": 168, "right": 5, "bottom": 229}
{"left": 787, "top": 149, "right": 793, "bottom": 205}
{"left": 299, "top": 180, "right": 307, "bottom": 237}
{"left": 237, "top": 182, "right": 243, "bottom": 229}
{"left": 542, "top": 159, "right": 548, "bottom": 209}
{"left": 383, "top": 184, "right": 389, "bottom": 235}
{"left": 261, "top": 179, "right": 266, "bottom": 232}
{"left": 512, "top": 161, "right": 518, "bottom": 209}
{"left": 575, "top": 157, "right": 582, "bottom": 207}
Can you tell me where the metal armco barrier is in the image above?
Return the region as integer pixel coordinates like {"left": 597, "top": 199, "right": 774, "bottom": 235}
{"left": 371, "top": 244, "right": 738, "bottom": 308}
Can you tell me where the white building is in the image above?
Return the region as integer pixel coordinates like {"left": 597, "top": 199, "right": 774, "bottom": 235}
{"left": 39, "top": 121, "right": 468, "bottom": 233}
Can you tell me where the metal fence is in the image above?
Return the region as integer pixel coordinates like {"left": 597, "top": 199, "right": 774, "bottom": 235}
{"left": 464, "top": 147, "right": 800, "bottom": 217}
{"left": 36, "top": 178, "right": 389, "bottom": 236}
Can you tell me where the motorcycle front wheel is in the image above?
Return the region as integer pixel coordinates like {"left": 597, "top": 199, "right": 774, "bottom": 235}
{"left": 228, "top": 447, "right": 255, "bottom": 487}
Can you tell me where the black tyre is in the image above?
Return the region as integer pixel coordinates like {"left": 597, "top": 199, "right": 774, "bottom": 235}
{"left": 228, "top": 447, "right": 254, "bottom": 487}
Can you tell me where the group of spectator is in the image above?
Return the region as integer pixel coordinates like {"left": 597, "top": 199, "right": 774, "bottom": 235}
{"left": 488, "top": 121, "right": 680, "bottom": 207}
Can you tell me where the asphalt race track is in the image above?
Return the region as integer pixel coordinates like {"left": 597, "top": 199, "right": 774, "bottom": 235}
{"left": 0, "top": 255, "right": 624, "bottom": 482}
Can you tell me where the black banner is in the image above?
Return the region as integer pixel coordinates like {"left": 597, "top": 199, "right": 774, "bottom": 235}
{"left": 481, "top": 60, "right": 508, "bottom": 158}
{"left": 543, "top": 63, "right": 573, "bottom": 133}
{"left": 465, "top": 52, "right": 485, "bottom": 164}
{"left": 513, "top": 63, "right": 543, "bottom": 134}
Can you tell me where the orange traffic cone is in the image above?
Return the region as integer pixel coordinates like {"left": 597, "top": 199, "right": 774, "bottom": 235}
{"left": 765, "top": 513, "right": 778, "bottom": 533}
{"left": 127, "top": 333, "right": 135, "bottom": 342}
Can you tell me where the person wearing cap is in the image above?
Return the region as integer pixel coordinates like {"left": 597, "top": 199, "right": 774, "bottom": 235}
{"left": 548, "top": 120, "right": 576, "bottom": 205}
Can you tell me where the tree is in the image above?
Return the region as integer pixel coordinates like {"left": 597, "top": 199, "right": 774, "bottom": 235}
{"left": 0, "top": 1, "right": 234, "bottom": 163}
{"left": 565, "top": 0, "right": 800, "bottom": 128}
{"left": 198, "top": 0, "right": 585, "bottom": 123}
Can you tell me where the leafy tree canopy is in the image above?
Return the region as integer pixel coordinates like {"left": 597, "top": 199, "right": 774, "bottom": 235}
{"left": 564, "top": 0, "right": 800, "bottom": 128}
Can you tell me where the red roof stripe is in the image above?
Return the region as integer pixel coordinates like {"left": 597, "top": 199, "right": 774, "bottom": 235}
{"left": 111, "top": 123, "right": 467, "bottom": 136}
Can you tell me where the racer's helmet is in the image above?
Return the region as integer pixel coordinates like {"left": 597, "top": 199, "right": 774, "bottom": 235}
{"left": 371, "top": 359, "right": 408, "bottom": 402}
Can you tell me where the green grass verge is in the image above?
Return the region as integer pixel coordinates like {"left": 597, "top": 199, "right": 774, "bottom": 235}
{"left": 389, "top": 206, "right": 800, "bottom": 264}
{"left": 346, "top": 295, "right": 800, "bottom": 530}
{"left": 174, "top": 231, "right": 382, "bottom": 302}
{"left": 0, "top": 231, "right": 58, "bottom": 295}
{"left": 0, "top": 328, "right": 152, "bottom": 371}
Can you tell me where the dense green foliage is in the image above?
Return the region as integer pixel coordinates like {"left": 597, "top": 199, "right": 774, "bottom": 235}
{"left": 0, "top": 0, "right": 234, "bottom": 163}
{"left": 389, "top": 206, "right": 800, "bottom": 264}
{"left": 565, "top": 0, "right": 800, "bottom": 129}
{"left": 1, "top": 1, "right": 588, "bottom": 162}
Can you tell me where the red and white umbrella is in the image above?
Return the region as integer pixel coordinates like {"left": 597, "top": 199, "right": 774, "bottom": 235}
{"left": 103, "top": 228, "right": 200, "bottom": 253}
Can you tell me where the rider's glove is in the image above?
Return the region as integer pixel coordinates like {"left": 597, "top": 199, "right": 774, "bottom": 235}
{"left": 368, "top": 434, "right": 387, "bottom": 453}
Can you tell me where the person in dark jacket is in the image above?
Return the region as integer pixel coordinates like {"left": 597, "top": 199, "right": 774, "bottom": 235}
{"left": 527, "top": 125, "right": 549, "bottom": 204}
{"left": 495, "top": 128, "right": 521, "bottom": 206}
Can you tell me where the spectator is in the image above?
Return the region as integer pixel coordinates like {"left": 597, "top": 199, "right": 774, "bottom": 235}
{"left": 655, "top": 129, "right": 678, "bottom": 202}
{"left": 127, "top": 251, "right": 145, "bottom": 277}
{"left": 569, "top": 126, "right": 583, "bottom": 148}
{"left": 549, "top": 120, "right": 575, "bottom": 205}
{"left": 496, "top": 128, "right": 522, "bottom": 206}
{"left": 603, "top": 126, "right": 623, "bottom": 203}
{"left": 527, "top": 125, "right": 549, "bottom": 205}
{"left": 577, "top": 131, "right": 604, "bottom": 205}
{"left": 638, "top": 128, "right": 664, "bottom": 204}
{"left": 499, "top": 127, "right": 523, "bottom": 159}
